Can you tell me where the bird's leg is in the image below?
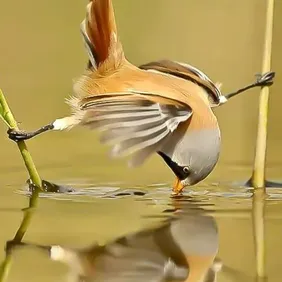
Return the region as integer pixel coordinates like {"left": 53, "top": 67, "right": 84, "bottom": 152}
{"left": 6, "top": 240, "right": 50, "bottom": 255}
{"left": 7, "top": 123, "right": 54, "bottom": 142}
{"left": 223, "top": 71, "right": 275, "bottom": 101}
{"left": 7, "top": 116, "right": 76, "bottom": 142}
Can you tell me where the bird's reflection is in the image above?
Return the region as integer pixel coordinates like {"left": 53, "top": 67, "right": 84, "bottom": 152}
{"left": 7, "top": 200, "right": 222, "bottom": 282}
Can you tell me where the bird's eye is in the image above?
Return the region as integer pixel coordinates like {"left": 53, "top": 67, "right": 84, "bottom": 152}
{"left": 183, "top": 166, "right": 190, "bottom": 174}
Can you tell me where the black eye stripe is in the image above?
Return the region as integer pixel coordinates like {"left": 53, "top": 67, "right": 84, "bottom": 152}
{"left": 157, "top": 151, "right": 190, "bottom": 180}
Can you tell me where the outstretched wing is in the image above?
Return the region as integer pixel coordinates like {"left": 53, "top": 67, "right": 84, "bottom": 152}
{"left": 139, "top": 60, "right": 222, "bottom": 107}
{"left": 80, "top": 93, "right": 192, "bottom": 167}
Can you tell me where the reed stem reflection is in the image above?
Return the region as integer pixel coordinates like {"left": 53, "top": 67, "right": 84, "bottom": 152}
{"left": 252, "top": 189, "right": 267, "bottom": 280}
{"left": 0, "top": 188, "right": 40, "bottom": 282}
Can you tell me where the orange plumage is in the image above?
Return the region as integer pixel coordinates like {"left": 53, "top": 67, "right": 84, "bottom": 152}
{"left": 65, "top": 0, "right": 222, "bottom": 194}
{"left": 9, "top": 0, "right": 227, "bottom": 194}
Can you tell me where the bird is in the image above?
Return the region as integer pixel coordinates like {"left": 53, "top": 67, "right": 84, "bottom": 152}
{"left": 7, "top": 0, "right": 275, "bottom": 195}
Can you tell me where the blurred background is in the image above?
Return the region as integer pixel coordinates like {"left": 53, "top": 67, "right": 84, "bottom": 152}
{"left": 0, "top": 1, "right": 281, "bottom": 282}
{"left": 0, "top": 0, "right": 281, "bottom": 184}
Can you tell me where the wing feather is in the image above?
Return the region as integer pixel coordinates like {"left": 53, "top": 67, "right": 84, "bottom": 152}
{"left": 139, "top": 60, "right": 222, "bottom": 106}
{"left": 111, "top": 127, "right": 170, "bottom": 157}
{"left": 80, "top": 94, "right": 192, "bottom": 166}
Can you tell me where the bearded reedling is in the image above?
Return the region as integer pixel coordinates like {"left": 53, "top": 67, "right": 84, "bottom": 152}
{"left": 8, "top": 0, "right": 275, "bottom": 194}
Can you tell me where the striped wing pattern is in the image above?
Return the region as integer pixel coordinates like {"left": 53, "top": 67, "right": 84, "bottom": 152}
{"left": 81, "top": 94, "right": 192, "bottom": 167}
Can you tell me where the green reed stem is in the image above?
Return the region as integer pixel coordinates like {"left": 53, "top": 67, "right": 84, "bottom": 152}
{"left": 0, "top": 89, "right": 42, "bottom": 188}
{"left": 251, "top": 0, "right": 275, "bottom": 189}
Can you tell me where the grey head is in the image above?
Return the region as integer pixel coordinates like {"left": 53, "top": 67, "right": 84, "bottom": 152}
{"left": 159, "top": 127, "right": 221, "bottom": 187}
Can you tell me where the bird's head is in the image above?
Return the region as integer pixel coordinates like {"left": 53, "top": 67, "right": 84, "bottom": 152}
{"left": 159, "top": 152, "right": 217, "bottom": 193}
{"left": 158, "top": 129, "right": 221, "bottom": 194}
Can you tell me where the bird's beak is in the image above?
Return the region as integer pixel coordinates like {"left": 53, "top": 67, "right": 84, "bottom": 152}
{"left": 173, "top": 178, "right": 184, "bottom": 195}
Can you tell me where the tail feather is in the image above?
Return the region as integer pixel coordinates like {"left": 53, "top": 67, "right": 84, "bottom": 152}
{"left": 81, "top": 0, "right": 122, "bottom": 69}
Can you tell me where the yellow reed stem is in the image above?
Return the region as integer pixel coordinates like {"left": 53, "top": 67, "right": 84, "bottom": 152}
{"left": 252, "top": 0, "right": 275, "bottom": 189}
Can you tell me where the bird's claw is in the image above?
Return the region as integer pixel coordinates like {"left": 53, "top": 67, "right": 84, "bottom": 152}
{"left": 255, "top": 71, "right": 275, "bottom": 87}
{"left": 5, "top": 240, "right": 26, "bottom": 255}
{"left": 7, "top": 128, "right": 30, "bottom": 142}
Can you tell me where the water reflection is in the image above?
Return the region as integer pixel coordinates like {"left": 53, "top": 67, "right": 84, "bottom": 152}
{"left": 6, "top": 200, "right": 222, "bottom": 282}
{"left": 0, "top": 186, "right": 40, "bottom": 281}
{"left": 0, "top": 186, "right": 271, "bottom": 282}
{"left": 49, "top": 206, "right": 219, "bottom": 282}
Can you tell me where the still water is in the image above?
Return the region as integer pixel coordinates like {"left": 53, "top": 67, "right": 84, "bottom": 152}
{"left": 0, "top": 0, "right": 282, "bottom": 281}
{"left": 2, "top": 167, "right": 282, "bottom": 282}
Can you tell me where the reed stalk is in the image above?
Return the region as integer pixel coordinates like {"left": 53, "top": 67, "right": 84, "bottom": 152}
{"left": 252, "top": 0, "right": 275, "bottom": 189}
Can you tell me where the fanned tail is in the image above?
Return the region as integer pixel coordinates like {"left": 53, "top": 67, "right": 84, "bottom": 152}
{"left": 80, "top": 0, "right": 123, "bottom": 70}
